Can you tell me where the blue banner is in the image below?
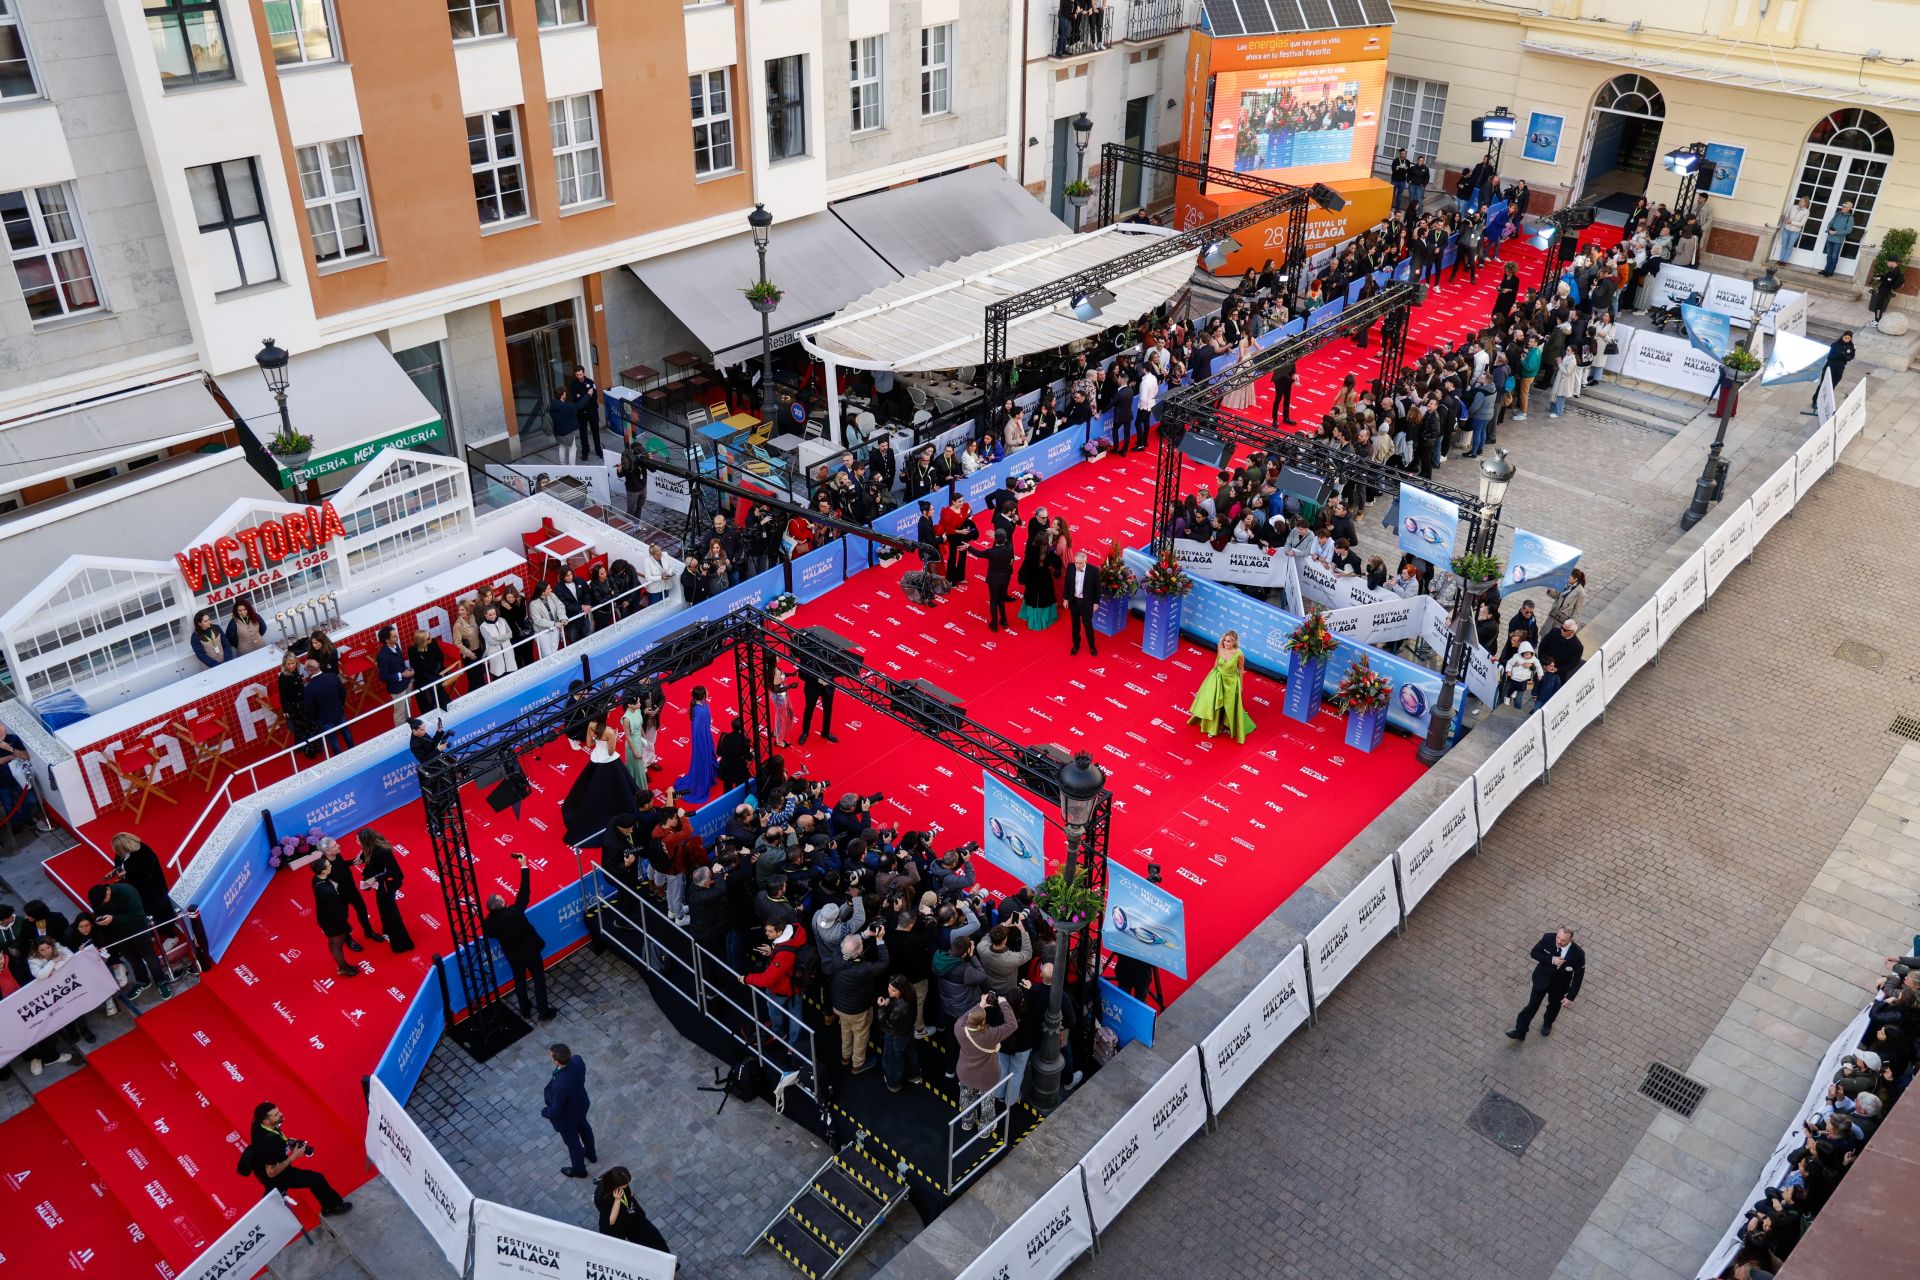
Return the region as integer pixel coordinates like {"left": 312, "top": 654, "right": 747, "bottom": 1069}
{"left": 1397, "top": 483, "right": 1461, "bottom": 564}
{"left": 1502, "top": 528, "right": 1582, "bottom": 593}
{"left": 692, "top": 782, "right": 749, "bottom": 845}
{"left": 1028, "top": 425, "right": 1088, "bottom": 481}
{"left": 1681, "top": 303, "right": 1736, "bottom": 361}
{"left": 869, "top": 499, "right": 923, "bottom": 544}
{"left": 1140, "top": 593, "right": 1179, "bottom": 659}
{"left": 959, "top": 457, "right": 1012, "bottom": 512}
{"left": 1098, "top": 977, "right": 1157, "bottom": 1049}
{"left": 792, "top": 541, "right": 846, "bottom": 603}
{"left": 1346, "top": 277, "right": 1366, "bottom": 306}
{"left": 1307, "top": 298, "right": 1346, "bottom": 329}
{"left": 981, "top": 772, "right": 1046, "bottom": 888}
{"left": 196, "top": 823, "right": 275, "bottom": 959}
{"left": 1088, "top": 409, "right": 1116, "bottom": 445}
{"left": 1393, "top": 260, "right": 1412, "bottom": 282}
{"left": 1104, "top": 861, "right": 1188, "bottom": 980}
{"left": 374, "top": 974, "right": 445, "bottom": 1104}
{"left": 1441, "top": 234, "right": 1459, "bottom": 267}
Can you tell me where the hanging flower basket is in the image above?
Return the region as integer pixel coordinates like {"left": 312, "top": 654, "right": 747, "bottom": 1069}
{"left": 743, "top": 280, "right": 783, "bottom": 314}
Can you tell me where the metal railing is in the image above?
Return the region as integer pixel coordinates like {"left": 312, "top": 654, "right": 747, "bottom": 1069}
{"left": 1048, "top": 4, "right": 1109, "bottom": 56}
{"left": 1120, "top": 0, "right": 1191, "bottom": 42}
{"left": 947, "top": 1076, "right": 1015, "bottom": 1194}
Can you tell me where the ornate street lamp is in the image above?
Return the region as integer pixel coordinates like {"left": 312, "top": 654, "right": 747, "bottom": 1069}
{"left": 1029, "top": 751, "right": 1105, "bottom": 1111}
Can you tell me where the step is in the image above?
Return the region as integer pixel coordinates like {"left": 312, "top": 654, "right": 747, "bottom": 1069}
{"left": 811, "top": 1163, "right": 887, "bottom": 1229}
{"left": 1580, "top": 379, "right": 1701, "bottom": 427}
{"left": 765, "top": 1214, "right": 841, "bottom": 1279}
{"left": 835, "top": 1143, "right": 906, "bottom": 1200}
{"left": 792, "top": 1190, "right": 864, "bottom": 1253}
{"left": 34, "top": 1067, "right": 233, "bottom": 1267}
{"left": 0, "top": 1103, "right": 172, "bottom": 1279}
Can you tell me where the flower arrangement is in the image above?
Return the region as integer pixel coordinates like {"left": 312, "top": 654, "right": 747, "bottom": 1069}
{"left": 1035, "top": 864, "right": 1103, "bottom": 927}
{"left": 1332, "top": 655, "right": 1394, "bottom": 713}
{"left": 1099, "top": 545, "right": 1139, "bottom": 597}
{"left": 742, "top": 279, "right": 783, "bottom": 306}
{"left": 1449, "top": 552, "right": 1504, "bottom": 586}
{"left": 1142, "top": 553, "right": 1195, "bottom": 597}
{"left": 1010, "top": 471, "right": 1039, "bottom": 495}
{"left": 269, "top": 829, "right": 328, "bottom": 871}
{"left": 1286, "top": 607, "right": 1338, "bottom": 660}
{"left": 768, "top": 592, "right": 798, "bottom": 616}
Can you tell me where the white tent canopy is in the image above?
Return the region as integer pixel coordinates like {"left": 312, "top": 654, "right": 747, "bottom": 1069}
{"left": 800, "top": 223, "right": 1191, "bottom": 375}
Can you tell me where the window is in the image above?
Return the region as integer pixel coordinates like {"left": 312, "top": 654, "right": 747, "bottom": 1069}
{"left": 535, "top": 0, "right": 587, "bottom": 28}
{"left": 146, "top": 0, "right": 232, "bottom": 86}
{"left": 467, "top": 109, "right": 527, "bottom": 224}
{"left": 186, "top": 158, "right": 279, "bottom": 291}
{"left": 265, "top": 0, "right": 336, "bottom": 65}
{"left": 392, "top": 343, "right": 455, "bottom": 453}
{"left": 12, "top": 566, "right": 192, "bottom": 702}
{"left": 549, "top": 94, "right": 603, "bottom": 207}
{"left": 3, "top": 184, "right": 104, "bottom": 322}
{"left": 850, "top": 36, "right": 883, "bottom": 133}
{"left": 0, "top": 0, "right": 40, "bottom": 100}
{"left": 690, "top": 69, "right": 734, "bottom": 176}
{"left": 765, "top": 54, "right": 807, "bottom": 161}
{"left": 1379, "top": 75, "right": 1446, "bottom": 169}
{"left": 447, "top": 0, "right": 504, "bottom": 40}
{"left": 295, "top": 138, "right": 374, "bottom": 265}
{"left": 920, "top": 24, "right": 951, "bottom": 117}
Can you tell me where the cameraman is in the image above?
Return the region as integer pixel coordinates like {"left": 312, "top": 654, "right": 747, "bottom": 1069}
{"left": 825, "top": 925, "right": 890, "bottom": 1075}
{"left": 243, "top": 1101, "right": 350, "bottom": 1216}
{"left": 884, "top": 890, "right": 936, "bottom": 1038}
{"left": 930, "top": 845, "right": 979, "bottom": 896}
{"left": 812, "top": 884, "right": 866, "bottom": 963}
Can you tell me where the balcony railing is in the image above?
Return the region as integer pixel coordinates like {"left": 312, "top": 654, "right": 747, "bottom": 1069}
{"left": 1048, "top": 0, "right": 1195, "bottom": 58}
{"left": 1120, "top": 0, "right": 1192, "bottom": 42}
{"left": 1049, "top": 5, "right": 1110, "bottom": 57}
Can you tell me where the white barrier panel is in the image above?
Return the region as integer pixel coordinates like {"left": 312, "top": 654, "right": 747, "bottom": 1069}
{"left": 1296, "top": 558, "right": 1388, "bottom": 612}
{"left": 1079, "top": 1046, "right": 1208, "bottom": 1232}
{"left": 1601, "top": 597, "right": 1659, "bottom": 702}
{"left": 1324, "top": 594, "right": 1427, "bottom": 646}
{"left": 1172, "top": 538, "right": 1298, "bottom": 594}
{"left": 1200, "top": 944, "right": 1310, "bottom": 1113}
{"left": 175, "top": 1192, "right": 303, "bottom": 1280}
{"left": 1472, "top": 713, "right": 1545, "bottom": 829}
{"left": 1465, "top": 641, "right": 1500, "bottom": 707}
{"left": 957, "top": 1167, "right": 1096, "bottom": 1280}
{"left": 1651, "top": 264, "right": 1710, "bottom": 309}
{"left": 1656, "top": 549, "right": 1706, "bottom": 644}
{"left": 1700, "top": 501, "right": 1753, "bottom": 596}
{"left": 1621, "top": 329, "right": 1722, "bottom": 397}
{"left": 367, "top": 1076, "right": 474, "bottom": 1269}
{"left": 1769, "top": 289, "right": 1810, "bottom": 336}
{"left": 1541, "top": 659, "right": 1605, "bottom": 768}
{"left": 1794, "top": 415, "right": 1836, "bottom": 499}
{"left": 471, "top": 1198, "right": 677, "bottom": 1280}
{"left": 1748, "top": 457, "right": 1798, "bottom": 547}
{"left": 0, "top": 947, "right": 118, "bottom": 1060}
{"left": 1833, "top": 375, "right": 1869, "bottom": 458}
{"left": 1702, "top": 272, "right": 1754, "bottom": 319}
{"left": 1304, "top": 855, "right": 1400, "bottom": 1003}
{"left": 1395, "top": 779, "right": 1478, "bottom": 913}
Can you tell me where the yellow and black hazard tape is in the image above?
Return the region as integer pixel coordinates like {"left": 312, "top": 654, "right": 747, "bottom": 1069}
{"left": 834, "top": 1155, "right": 894, "bottom": 1200}
{"left": 811, "top": 1180, "right": 868, "bottom": 1228}
{"left": 829, "top": 1104, "right": 940, "bottom": 1188}
{"left": 763, "top": 1231, "right": 819, "bottom": 1280}
{"left": 788, "top": 1204, "right": 848, "bottom": 1253}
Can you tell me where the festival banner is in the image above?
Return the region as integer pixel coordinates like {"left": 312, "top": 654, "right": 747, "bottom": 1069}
{"left": 1078, "top": 1046, "right": 1207, "bottom": 1232}
{"left": 1464, "top": 641, "right": 1500, "bottom": 708}
{"left": 1701, "top": 273, "right": 1755, "bottom": 321}
{"left": 375, "top": 974, "right": 446, "bottom": 1105}
{"left": 1761, "top": 329, "right": 1829, "bottom": 386}
{"left": 1172, "top": 537, "right": 1301, "bottom": 595}
{"left": 1814, "top": 368, "right": 1838, "bottom": 426}
{"left": 471, "top": 1197, "right": 677, "bottom": 1280}
{"left": 1396, "top": 483, "right": 1460, "bottom": 563}
{"left": 1501, "top": 528, "right": 1582, "bottom": 594}
{"left": 1394, "top": 779, "right": 1478, "bottom": 913}
{"left": 1104, "top": 861, "right": 1189, "bottom": 980}
{"left": 1199, "top": 943, "right": 1310, "bottom": 1114}
{"left": 1794, "top": 412, "right": 1836, "bottom": 498}
{"left": 1747, "top": 456, "right": 1798, "bottom": 547}
{"left": 0, "top": 946, "right": 118, "bottom": 1061}
{"left": 1656, "top": 549, "right": 1706, "bottom": 644}
{"left": 956, "top": 1167, "right": 1096, "bottom": 1280}
{"left": 1471, "top": 712, "right": 1544, "bottom": 829}
{"left": 791, "top": 541, "right": 847, "bottom": 603}
{"left": 1700, "top": 501, "right": 1753, "bottom": 597}
{"left": 1767, "top": 289, "right": 1809, "bottom": 336}
{"left": 1098, "top": 978, "right": 1158, "bottom": 1050}
{"left": 981, "top": 772, "right": 1047, "bottom": 888}
{"left": 1541, "top": 658, "right": 1605, "bottom": 768}
{"left": 174, "top": 1192, "right": 304, "bottom": 1280}
{"left": 1619, "top": 328, "right": 1723, "bottom": 397}
{"left": 1307, "top": 298, "right": 1346, "bottom": 329}
{"left": 1680, "top": 304, "right": 1736, "bottom": 361}
{"left": 1322, "top": 593, "right": 1427, "bottom": 646}
{"left": 1833, "top": 376, "right": 1869, "bottom": 459}
{"left": 367, "top": 1076, "right": 475, "bottom": 1269}
{"left": 1304, "top": 854, "right": 1399, "bottom": 1004}
{"left": 1651, "top": 263, "right": 1712, "bottom": 309}
{"left": 1295, "top": 556, "right": 1391, "bottom": 612}
{"left": 1600, "top": 597, "right": 1660, "bottom": 704}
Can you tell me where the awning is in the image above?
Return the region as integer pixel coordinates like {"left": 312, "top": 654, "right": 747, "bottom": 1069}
{"left": 626, "top": 212, "right": 898, "bottom": 369}
{"left": 802, "top": 224, "right": 1192, "bottom": 374}
{"left": 1521, "top": 39, "right": 1920, "bottom": 112}
{"left": 215, "top": 334, "right": 444, "bottom": 488}
{"left": 0, "top": 377, "right": 227, "bottom": 495}
{"left": 831, "top": 163, "right": 1070, "bottom": 276}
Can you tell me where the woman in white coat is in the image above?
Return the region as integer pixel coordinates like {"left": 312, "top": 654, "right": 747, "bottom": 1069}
{"left": 479, "top": 603, "right": 518, "bottom": 678}
{"left": 1775, "top": 196, "right": 1810, "bottom": 264}
{"left": 528, "top": 580, "right": 569, "bottom": 660}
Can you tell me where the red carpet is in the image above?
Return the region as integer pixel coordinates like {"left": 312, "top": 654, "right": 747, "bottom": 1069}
{"left": 0, "top": 1104, "right": 173, "bottom": 1278}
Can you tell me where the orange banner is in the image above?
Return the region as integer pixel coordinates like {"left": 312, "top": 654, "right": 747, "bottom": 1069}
{"left": 1173, "top": 178, "right": 1395, "bottom": 279}
{"left": 1205, "top": 26, "right": 1391, "bottom": 72}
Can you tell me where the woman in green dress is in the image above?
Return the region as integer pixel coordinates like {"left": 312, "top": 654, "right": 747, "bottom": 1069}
{"left": 1017, "top": 531, "right": 1060, "bottom": 630}
{"left": 1187, "top": 630, "right": 1256, "bottom": 743}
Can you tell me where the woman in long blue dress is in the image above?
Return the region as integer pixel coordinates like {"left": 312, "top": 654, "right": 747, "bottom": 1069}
{"left": 673, "top": 686, "right": 718, "bottom": 800}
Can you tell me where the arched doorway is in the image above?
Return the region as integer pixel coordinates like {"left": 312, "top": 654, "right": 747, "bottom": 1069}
{"left": 1783, "top": 108, "right": 1894, "bottom": 273}
{"left": 1575, "top": 74, "right": 1667, "bottom": 205}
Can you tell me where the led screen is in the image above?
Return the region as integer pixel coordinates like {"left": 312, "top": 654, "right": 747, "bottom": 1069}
{"left": 1205, "top": 60, "right": 1387, "bottom": 187}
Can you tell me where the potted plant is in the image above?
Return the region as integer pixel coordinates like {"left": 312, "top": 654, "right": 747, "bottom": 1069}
{"left": 768, "top": 592, "right": 798, "bottom": 621}
{"left": 1720, "top": 345, "right": 1763, "bottom": 379}
{"left": 1063, "top": 179, "right": 1093, "bottom": 211}
{"left": 1139, "top": 553, "right": 1193, "bottom": 660}
{"left": 1094, "top": 545, "right": 1138, "bottom": 636}
{"left": 266, "top": 424, "right": 315, "bottom": 475}
{"left": 1282, "top": 607, "right": 1337, "bottom": 723}
{"left": 743, "top": 279, "right": 783, "bottom": 314}
{"left": 1333, "top": 654, "right": 1394, "bottom": 753}
{"left": 1035, "top": 864, "right": 1103, "bottom": 934}
{"left": 1449, "top": 552, "right": 1504, "bottom": 593}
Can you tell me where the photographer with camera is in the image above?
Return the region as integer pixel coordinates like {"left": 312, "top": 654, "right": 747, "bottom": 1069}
{"left": 977, "top": 917, "right": 1033, "bottom": 997}
{"left": 930, "top": 844, "right": 979, "bottom": 896}
{"left": 242, "top": 1101, "right": 351, "bottom": 1216}
{"left": 933, "top": 936, "right": 989, "bottom": 1063}
{"left": 884, "top": 889, "right": 936, "bottom": 1037}
{"left": 812, "top": 880, "right": 867, "bottom": 963}
{"left": 824, "top": 924, "right": 890, "bottom": 1075}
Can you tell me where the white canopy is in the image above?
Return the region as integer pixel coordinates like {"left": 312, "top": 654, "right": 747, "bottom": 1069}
{"left": 800, "top": 223, "right": 1192, "bottom": 374}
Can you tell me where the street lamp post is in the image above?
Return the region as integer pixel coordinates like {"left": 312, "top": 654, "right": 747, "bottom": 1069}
{"left": 1416, "top": 449, "right": 1517, "bottom": 765}
{"left": 1680, "top": 266, "right": 1776, "bottom": 532}
{"left": 254, "top": 337, "right": 310, "bottom": 497}
{"left": 1029, "top": 751, "right": 1105, "bottom": 1113}
{"left": 748, "top": 203, "right": 778, "bottom": 429}
{"left": 1070, "top": 112, "right": 1093, "bottom": 232}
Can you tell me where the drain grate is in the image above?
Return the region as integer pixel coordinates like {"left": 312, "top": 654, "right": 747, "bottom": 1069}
{"left": 1639, "top": 1063, "right": 1709, "bottom": 1118}
{"left": 1835, "top": 640, "right": 1886, "bottom": 671}
{"left": 1467, "top": 1091, "right": 1544, "bottom": 1157}
{"left": 1892, "top": 713, "right": 1920, "bottom": 742}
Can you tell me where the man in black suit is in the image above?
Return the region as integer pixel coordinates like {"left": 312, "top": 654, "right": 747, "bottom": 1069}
{"left": 1506, "top": 926, "right": 1584, "bottom": 1040}
{"left": 1061, "top": 549, "right": 1104, "bottom": 657}
{"left": 798, "top": 649, "right": 837, "bottom": 745}
{"left": 484, "top": 853, "right": 555, "bottom": 1021}
{"left": 979, "top": 529, "right": 1016, "bottom": 631}
{"left": 542, "top": 1043, "right": 596, "bottom": 1178}
{"left": 1270, "top": 359, "right": 1296, "bottom": 427}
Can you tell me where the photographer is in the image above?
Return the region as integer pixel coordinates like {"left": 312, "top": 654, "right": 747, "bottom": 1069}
{"left": 885, "top": 891, "right": 936, "bottom": 1038}
{"left": 977, "top": 919, "right": 1033, "bottom": 997}
{"left": 812, "top": 885, "right": 867, "bottom": 963}
{"left": 933, "top": 937, "right": 989, "bottom": 1059}
{"left": 830, "top": 790, "right": 887, "bottom": 842}
{"left": 824, "top": 926, "right": 890, "bottom": 1075}
{"left": 875, "top": 848, "right": 923, "bottom": 902}
{"left": 243, "top": 1101, "right": 351, "bottom": 1216}
{"left": 930, "top": 845, "right": 979, "bottom": 896}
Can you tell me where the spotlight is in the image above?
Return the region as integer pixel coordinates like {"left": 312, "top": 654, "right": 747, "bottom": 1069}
{"left": 1307, "top": 183, "right": 1346, "bottom": 212}
{"left": 485, "top": 760, "right": 533, "bottom": 817}
{"left": 1068, "top": 292, "right": 1103, "bottom": 322}
{"left": 1559, "top": 205, "right": 1597, "bottom": 230}
{"left": 1663, "top": 144, "right": 1704, "bottom": 175}
{"left": 1529, "top": 224, "right": 1559, "bottom": 252}
{"left": 1473, "top": 107, "right": 1517, "bottom": 141}
{"left": 1200, "top": 234, "right": 1242, "bottom": 270}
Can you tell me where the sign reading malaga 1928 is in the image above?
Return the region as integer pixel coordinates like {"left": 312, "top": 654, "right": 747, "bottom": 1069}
{"left": 174, "top": 502, "right": 348, "bottom": 604}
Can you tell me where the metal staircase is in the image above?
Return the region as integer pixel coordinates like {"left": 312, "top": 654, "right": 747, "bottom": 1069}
{"left": 746, "top": 1131, "right": 911, "bottom": 1279}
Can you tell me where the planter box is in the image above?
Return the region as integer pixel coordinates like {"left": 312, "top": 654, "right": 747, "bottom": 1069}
{"left": 1140, "top": 593, "right": 1181, "bottom": 659}
{"left": 1092, "top": 594, "right": 1130, "bottom": 636}
{"left": 1283, "top": 652, "right": 1327, "bottom": 723}
{"left": 1344, "top": 705, "right": 1387, "bottom": 753}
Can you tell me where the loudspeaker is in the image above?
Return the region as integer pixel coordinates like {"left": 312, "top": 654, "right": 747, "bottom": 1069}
{"left": 485, "top": 766, "right": 533, "bottom": 814}
{"left": 793, "top": 625, "right": 863, "bottom": 679}
{"left": 891, "top": 677, "right": 965, "bottom": 734}
{"left": 1177, "top": 429, "right": 1230, "bottom": 470}
{"left": 1470, "top": 118, "right": 1489, "bottom": 144}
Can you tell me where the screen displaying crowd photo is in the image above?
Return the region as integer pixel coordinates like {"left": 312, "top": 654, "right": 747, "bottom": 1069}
{"left": 1207, "top": 61, "right": 1386, "bottom": 186}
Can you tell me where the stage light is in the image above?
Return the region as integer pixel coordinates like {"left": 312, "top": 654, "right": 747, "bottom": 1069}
{"left": 1663, "top": 144, "right": 1704, "bottom": 175}
{"left": 1200, "top": 234, "right": 1242, "bottom": 270}
{"left": 1477, "top": 107, "right": 1517, "bottom": 141}
{"left": 1307, "top": 183, "right": 1346, "bottom": 212}
{"left": 891, "top": 677, "right": 966, "bottom": 734}
{"left": 485, "top": 760, "right": 533, "bottom": 817}
{"left": 1529, "top": 223, "right": 1560, "bottom": 251}
{"left": 1068, "top": 292, "right": 1104, "bottom": 322}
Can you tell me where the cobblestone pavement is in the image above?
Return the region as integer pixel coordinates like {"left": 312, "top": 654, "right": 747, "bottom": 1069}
{"left": 1074, "top": 457, "right": 1920, "bottom": 1279}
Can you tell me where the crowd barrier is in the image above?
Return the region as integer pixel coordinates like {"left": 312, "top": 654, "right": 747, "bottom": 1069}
{"left": 935, "top": 377, "right": 1870, "bottom": 1280}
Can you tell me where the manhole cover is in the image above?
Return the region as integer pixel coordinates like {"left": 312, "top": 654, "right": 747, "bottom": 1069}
{"left": 1639, "top": 1062, "right": 1709, "bottom": 1118}
{"left": 1467, "top": 1091, "right": 1543, "bottom": 1157}
{"left": 1834, "top": 639, "right": 1886, "bottom": 671}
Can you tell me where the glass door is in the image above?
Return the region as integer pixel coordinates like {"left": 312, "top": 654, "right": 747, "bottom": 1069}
{"left": 1786, "top": 146, "right": 1885, "bottom": 272}
{"left": 1120, "top": 96, "right": 1149, "bottom": 213}
{"left": 503, "top": 302, "right": 580, "bottom": 448}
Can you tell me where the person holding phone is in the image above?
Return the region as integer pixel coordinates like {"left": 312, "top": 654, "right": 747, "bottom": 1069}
{"left": 483, "top": 853, "right": 555, "bottom": 1022}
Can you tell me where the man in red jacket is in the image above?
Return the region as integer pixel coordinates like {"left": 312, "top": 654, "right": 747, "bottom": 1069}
{"left": 746, "top": 922, "right": 811, "bottom": 1046}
